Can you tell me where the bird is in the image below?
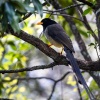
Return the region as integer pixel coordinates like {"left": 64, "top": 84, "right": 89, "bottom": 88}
{"left": 37, "top": 18, "right": 95, "bottom": 100}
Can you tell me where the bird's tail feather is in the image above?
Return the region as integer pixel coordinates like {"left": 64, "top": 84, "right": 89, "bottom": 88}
{"left": 64, "top": 47, "right": 95, "bottom": 100}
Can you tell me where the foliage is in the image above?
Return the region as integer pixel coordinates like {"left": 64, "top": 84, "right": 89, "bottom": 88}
{"left": 0, "top": 0, "right": 99, "bottom": 100}
{"left": 0, "top": 35, "right": 31, "bottom": 99}
{"left": 0, "top": 0, "right": 43, "bottom": 32}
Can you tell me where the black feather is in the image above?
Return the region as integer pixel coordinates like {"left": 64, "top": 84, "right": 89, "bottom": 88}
{"left": 64, "top": 47, "right": 95, "bottom": 100}
{"left": 46, "top": 24, "right": 75, "bottom": 52}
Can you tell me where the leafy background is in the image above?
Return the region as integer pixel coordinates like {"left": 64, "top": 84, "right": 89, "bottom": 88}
{"left": 0, "top": 0, "right": 99, "bottom": 100}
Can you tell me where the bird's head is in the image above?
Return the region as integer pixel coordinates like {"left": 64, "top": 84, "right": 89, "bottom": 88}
{"left": 37, "top": 18, "right": 56, "bottom": 30}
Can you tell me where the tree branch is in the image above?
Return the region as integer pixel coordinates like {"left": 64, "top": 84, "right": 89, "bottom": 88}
{"left": 48, "top": 0, "right": 91, "bottom": 61}
{"left": 2, "top": 72, "right": 71, "bottom": 100}
{"left": 48, "top": 72, "right": 70, "bottom": 100}
{"left": 73, "top": 0, "right": 98, "bottom": 42}
{"left": 76, "top": 0, "right": 94, "bottom": 8}
{"left": 95, "top": 8, "right": 100, "bottom": 49}
{"left": 43, "top": 3, "right": 85, "bottom": 12}
{"left": 73, "top": 0, "right": 100, "bottom": 87}
{"left": 74, "top": 76, "right": 83, "bottom": 100}
{"left": 7, "top": 26, "right": 65, "bottom": 63}
{"left": 2, "top": 26, "right": 98, "bottom": 74}
{"left": 0, "top": 58, "right": 100, "bottom": 74}
{"left": 0, "top": 62, "right": 58, "bottom": 74}
{"left": 6, "top": 26, "right": 100, "bottom": 71}
{"left": 96, "top": 0, "right": 100, "bottom": 4}
{"left": 0, "top": 99, "right": 13, "bottom": 100}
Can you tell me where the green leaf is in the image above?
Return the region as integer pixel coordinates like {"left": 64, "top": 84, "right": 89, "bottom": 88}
{"left": 88, "top": 43, "right": 95, "bottom": 46}
{"left": 90, "top": 80, "right": 98, "bottom": 90}
{"left": 11, "top": 0, "right": 34, "bottom": 13}
{"left": 4, "top": 2, "right": 20, "bottom": 32}
{"left": 0, "top": 0, "right": 5, "bottom": 6}
{"left": 79, "top": 29, "right": 88, "bottom": 37}
{"left": 83, "top": 7, "right": 92, "bottom": 16}
{"left": 10, "top": 0, "right": 26, "bottom": 13}
{"left": 32, "top": 0, "right": 43, "bottom": 17}
{"left": 7, "top": 41, "right": 16, "bottom": 50}
{"left": 87, "top": 30, "right": 93, "bottom": 35}
{"left": 1, "top": 15, "right": 8, "bottom": 31}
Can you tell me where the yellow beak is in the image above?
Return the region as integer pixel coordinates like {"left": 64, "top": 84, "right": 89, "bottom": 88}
{"left": 37, "top": 22, "right": 43, "bottom": 25}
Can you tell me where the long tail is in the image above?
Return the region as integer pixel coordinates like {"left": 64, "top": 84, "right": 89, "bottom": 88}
{"left": 64, "top": 47, "right": 95, "bottom": 100}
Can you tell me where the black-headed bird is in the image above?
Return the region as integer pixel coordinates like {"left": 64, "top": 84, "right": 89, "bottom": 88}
{"left": 37, "top": 18, "right": 95, "bottom": 100}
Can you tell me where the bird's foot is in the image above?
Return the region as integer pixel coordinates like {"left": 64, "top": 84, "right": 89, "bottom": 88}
{"left": 48, "top": 44, "right": 53, "bottom": 47}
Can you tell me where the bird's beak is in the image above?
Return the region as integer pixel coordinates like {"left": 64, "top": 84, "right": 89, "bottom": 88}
{"left": 37, "top": 22, "right": 43, "bottom": 25}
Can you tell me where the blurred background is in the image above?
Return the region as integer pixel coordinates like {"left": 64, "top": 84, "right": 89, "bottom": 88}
{"left": 0, "top": 0, "right": 99, "bottom": 100}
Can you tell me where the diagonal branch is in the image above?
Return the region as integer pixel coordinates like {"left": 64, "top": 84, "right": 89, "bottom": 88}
{"left": 7, "top": 26, "right": 65, "bottom": 63}
{"left": 76, "top": 0, "right": 94, "bottom": 8}
{"left": 43, "top": 3, "right": 85, "bottom": 13}
{"left": 3, "top": 26, "right": 99, "bottom": 74}
{"left": 73, "top": 0, "right": 100, "bottom": 87}
{"left": 73, "top": 0, "right": 98, "bottom": 42}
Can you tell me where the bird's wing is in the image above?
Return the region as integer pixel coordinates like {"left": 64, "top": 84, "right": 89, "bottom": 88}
{"left": 47, "top": 24, "right": 75, "bottom": 52}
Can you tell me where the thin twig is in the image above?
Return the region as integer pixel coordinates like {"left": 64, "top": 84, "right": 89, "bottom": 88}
{"left": 0, "top": 62, "right": 57, "bottom": 74}
{"left": 48, "top": 82, "right": 56, "bottom": 100}
{"left": 74, "top": 76, "right": 83, "bottom": 100}
{"left": 44, "top": 3, "right": 85, "bottom": 13}
{"left": 43, "top": 11, "right": 84, "bottom": 22}
{"left": 76, "top": 0, "right": 94, "bottom": 8}
{"left": 48, "top": 72, "right": 71, "bottom": 100}
{"left": 94, "top": 42, "right": 100, "bottom": 60}
{"left": 0, "top": 99, "right": 14, "bottom": 100}
{"left": 2, "top": 77, "right": 55, "bottom": 83}
{"left": 20, "top": 3, "right": 85, "bottom": 22}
